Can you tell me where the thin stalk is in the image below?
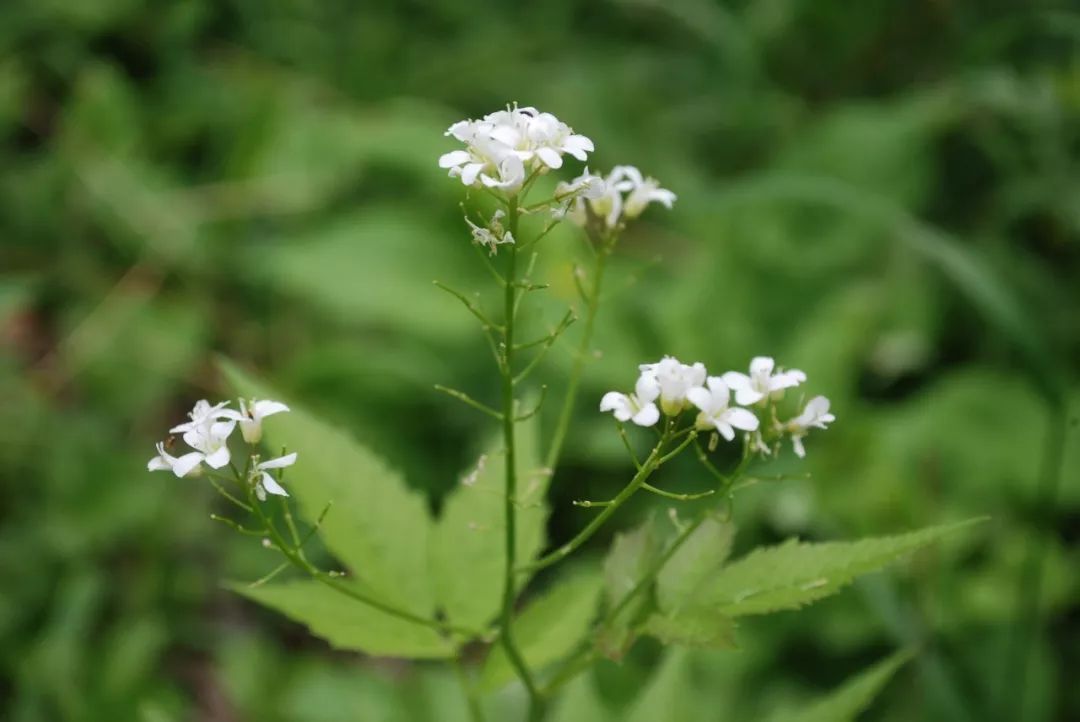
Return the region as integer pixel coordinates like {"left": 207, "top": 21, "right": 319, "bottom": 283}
{"left": 498, "top": 195, "right": 544, "bottom": 720}
{"left": 234, "top": 467, "right": 475, "bottom": 638}
{"left": 452, "top": 657, "right": 486, "bottom": 722}
{"left": 522, "top": 431, "right": 669, "bottom": 574}
{"left": 544, "top": 235, "right": 613, "bottom": 472}
{"left": 543, "top": 511, "right": 711, "bottom": 696}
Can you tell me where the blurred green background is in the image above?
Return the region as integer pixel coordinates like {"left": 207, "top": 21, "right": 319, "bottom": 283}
{"left": 1, "top": 0, "right": 1078, "bottom": 720}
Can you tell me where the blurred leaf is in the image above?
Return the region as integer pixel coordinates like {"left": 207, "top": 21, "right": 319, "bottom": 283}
{"left": 657, "top": 516, "right": 735, "bottom": 613}
{"left": 597, "top": 520, "right": 659, "bottom": 660}
{"left": 430, "top": 416, "right": 547, "bottom": 632}
{"left": 251, "top": 208, "right": 474, "bottom": 341}
{"left": 624, "top": 649, "right": 707, "bottom": 722}
{"left": 480, "top": 570, "right": 602, "bottom": 691}
{"left": 233, "top": 580, "right": 453, "bottom": 659}
{"left": 701, "top": 520, "right": 983, "bottom": 617}
{"left": 641, "top": 610, "right": 737, "bottom": 649}
{"left": 548, "top": 671, "right": 615, "bottom": 722}
{"left": 223, "top": 361, "right": 436, "bottom": 614}
{"left": 769, "top": 649, "right": 912, "bottom": 722}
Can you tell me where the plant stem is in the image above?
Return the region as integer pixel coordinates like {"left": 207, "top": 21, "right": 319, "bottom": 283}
{"left": 543, "top": 510, "right": 711, "bottom": 696}
{"left": 452, "top": 657, "right": 486, "bottom": 722}
{"left": 544, "top": 235, "right": 612, "bottom": 472}
{"left": 522, "top": 430, "right": 669, "bottom": 574}
{"left": 236, "top": 468, "right": 475, "bottom": 638}
{"left": 499, "top": 195, "right": 544, "bottom": 720}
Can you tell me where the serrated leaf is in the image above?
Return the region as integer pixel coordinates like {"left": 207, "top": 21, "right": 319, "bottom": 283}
{"left": 222, "top": 361, "right": 435, "bottom": 615}
{"left": 596, "top": 520, "right": 660, "bottom": 660}
{"left": 771, "top": 650, "right": 912, "bottom": 722}
{"left": 429, "top": 417, "right": 548, "bottom": 631}
{"left": 233, "top": 581, "right": 453, "bottom": 660}
{"left": 702, "top": 520, "right": 982, "bottom": 617}
{"left": 641, "top": 610, "right": 737, "bottom": 649}
{"left": 479, "top": 570, "right": 602, "bottom": 691}
{"left": 657, "top": 516, "right": 734, "bottom": 614}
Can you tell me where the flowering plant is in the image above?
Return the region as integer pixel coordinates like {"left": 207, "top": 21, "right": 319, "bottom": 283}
{"left": 149, "top": 104, "right": 978, "bottom": 721}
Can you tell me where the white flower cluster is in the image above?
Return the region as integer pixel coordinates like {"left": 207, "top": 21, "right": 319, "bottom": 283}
{"left": 601, "top": 355, "right": 834, "bottom": 457}
{"left": 439, "top": 104, "right": 594, "bottom": 192}
{"left": 148, "top": 398, "right": 297, "bottom": 499}
{"left": 568, "top": 165, "right": 676, "bottom": 230}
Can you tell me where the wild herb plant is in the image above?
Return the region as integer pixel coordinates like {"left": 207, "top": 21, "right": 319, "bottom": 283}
{"left": 147, "top": 105, "right": 978, "bottom": 721}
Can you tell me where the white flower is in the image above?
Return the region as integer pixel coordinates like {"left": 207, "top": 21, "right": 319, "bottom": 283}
{"left": 169, "top": 399, "right": 232, "bottom": 435}
{"left": 252, "top": 452, "right": 297, "bottom": 501}
{"left": 638, "top": 356, "right": 706, "bottom": 415}
{"left": 721, "top": 357, "right": 806, "bottom": 406}
{"left": 465, "top": 210, "right": 515, "bottom": 254}
{"left": 600, "top": 373, "right": 661, "bottom": 427}
{"left": 179, "top": 419, "right": 236, "bottom": 469}
{"left": 439, "top": 104, "right": 593, "bottom": 191}
{"left": 567, "top": 165, "right": 675, "bottom": 230}
{"left": 553, "top": 168, "right": 606, "bottom": 219}
{"left": 227, "top": 398, "right": 290, "bottom": 445}
{"left": 785, "top": 396, "right": 835, "bottom": 458}
{"left": 524, "top": 111, "right": 594, "bottom": 169}
{"left": 611, "top": 165, "right": 677, "bottom": 219}
{"left": 687, "top": 377, "right": 760, "bottom": 441}
{"left": 147, "top": 441, "right": 204, "bottom": 478}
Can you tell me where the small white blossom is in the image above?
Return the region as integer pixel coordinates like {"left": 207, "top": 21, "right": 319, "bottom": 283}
{"left": 252, "top": 452, "right": 298, "bottom": 500}
{"left": 785, "top": 396, "right": 835, "bottom": 458}
{"left": 169, "top": 400, "right": 232, "bottom": 435}
{"left": 147, "top": 441, "right": 204, "bottom": 478}
{"left": 223, "top": 398, "right": 290, "bottom": 444}
{"left": 721, "top": 356, "right": 806, "bottom": 406}
{"left": 612, "top": 165, "right": 677, "bottom": 219}
{"left": 638, "top": 356, "right": 706, "bottom": 416}
{"left": 439, "top": 105, "right": 593, "bottom": 191}
{"left": 182, "top": 419, "right": 237, "bottom": 470}
{"left": 686, "top": 377, "right": 760, "bottom": 441}
{"left": 569, "top": 165, "right": 676, "bottom": 230}
{"left": 465, "top": 209, "right": 515, "bottom": 254}
{"left": 600, "top": 373, "right": 661, "bottom": 427}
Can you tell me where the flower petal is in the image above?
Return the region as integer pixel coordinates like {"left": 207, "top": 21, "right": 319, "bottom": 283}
{"left": 631, "top": 403, "right": 660, "bottom": 427}
{"left": 725, "top": 407, "right": 760, "bottom": 432}
{"left": 749, "top": 356, "right": 775, "bottom": 376}
{"left": 260, "top": 472, "right": 289, "bottom": 497}
{"left": 171, "top": 452, "right": 204, "bottom": 478}
{"left": 203, "top": 445, "right": 231, "bottom": 469}
{"left": 438, "top": 150, "right": 471, "bottom": 168}
{"left": 253, "top": 400, "right": 290, "bottom": 419}
{"left": 259, "top": 452, "right": 297, "bottom": 470}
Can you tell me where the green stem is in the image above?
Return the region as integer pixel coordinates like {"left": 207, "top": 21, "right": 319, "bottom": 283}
{"left": 452, "top": 657, "right": 486, "bottom": 722}
{"left": 543, "top": 510, "right": 711, "bottom": 696}
{"left": 236, "top": 468, "right": 475, "bottom": 638}
{"left": 499, "top": 196, "right": 544, "bottom": 720}
{"left": 544, "top": 235, "right": 613, "bottom": 472}
{"left": 522, "top": 430, "right": 669, "bottom": 574}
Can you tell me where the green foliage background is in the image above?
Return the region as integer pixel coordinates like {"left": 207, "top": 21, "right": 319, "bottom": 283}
{"left": 1, "top": 0, "right": 1078, "bottom": 720}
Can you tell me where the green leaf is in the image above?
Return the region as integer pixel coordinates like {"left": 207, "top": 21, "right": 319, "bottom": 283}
{"left": 640, "top": 610, "right": 737, "bottom": 649}
{"left": 222, "top": 361, "right": 435, "bottom": 615}
{"left": 771, "top": 650, "right": 913, "bottom": 722}
{"left": 656, "top": 516, "right": 734, "bottom": 614}
{"left": 596, "top": 520, "right": 660, "bottom": 660}
{"left": 479, "top": 570, "right": 602, "bottom": 691}
{"left": 702, "top": 520, "right": 983, "bottom": 617}
{"left": 624, "top": 649, "right": 704, "bottom": 722}
{"left": 233, "top": 581, "right": 453, "bottom": 660}
{"left": 429, "top": 416, "right": 548, "bottom": 631}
